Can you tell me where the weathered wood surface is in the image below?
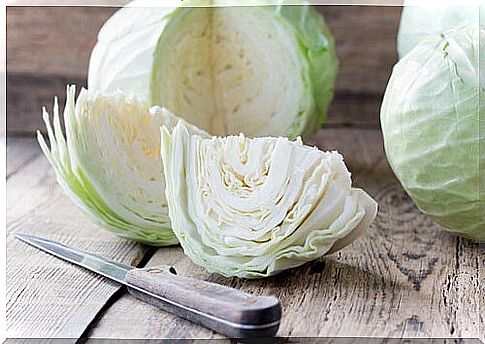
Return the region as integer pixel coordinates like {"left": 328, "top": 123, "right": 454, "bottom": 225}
{"left": 6, "top": 130, "right": 483, "bottom": 340}
{"left": 6, "top": 6, "right": 117, "bottom": 78}
{"left": 6, "top": 5, "right": 400, "bottom": 134}
{"left": 481, "top": 247, "right": 485, "bottom": 343}
{"left": 85, "top": 128, "right": 483, "bottom": 340}
{"left": 6, "top": 136, "right": 39, "bottom": 178}
{"left": 324, "top": 6, "right": 400, "bottom": 95}
{"left": 6, "top": 136, "right": 149, "bottom": 339}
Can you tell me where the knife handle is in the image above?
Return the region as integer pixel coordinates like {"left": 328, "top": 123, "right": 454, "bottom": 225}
{"left": 124, "top": 265, "right": 281, "bottom": 338}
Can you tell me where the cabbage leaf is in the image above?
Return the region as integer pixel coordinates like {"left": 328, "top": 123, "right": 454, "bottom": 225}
{"left": 37, "top": 86, "right": 208, "bottom": 245}
{"left": 160, "top": 122, "right": 378, "bottom": 278}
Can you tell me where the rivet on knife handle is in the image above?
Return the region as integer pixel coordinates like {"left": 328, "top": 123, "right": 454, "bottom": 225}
{"left": 124, "top": 265, "right": 281, "bottom": 338}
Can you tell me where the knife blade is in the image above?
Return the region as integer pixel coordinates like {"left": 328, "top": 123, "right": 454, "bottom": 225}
{"left": 15, "top": 233, "right": 281, "bottom": 338}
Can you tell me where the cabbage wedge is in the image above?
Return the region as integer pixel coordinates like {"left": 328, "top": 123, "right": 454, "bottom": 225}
{"left": 37, "top": 86, "right": 208, "bottom": 245}
{"left": 161, "top": 122, "right": 378, "bottom": 278}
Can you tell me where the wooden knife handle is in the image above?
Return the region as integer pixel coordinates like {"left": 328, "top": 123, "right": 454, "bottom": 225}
{"left": 124, "top": 265, "right": 281, "bottom": 338}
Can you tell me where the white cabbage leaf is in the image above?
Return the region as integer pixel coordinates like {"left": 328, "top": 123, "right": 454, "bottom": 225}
{"left": 37, "top": 86, "right": 208, "bottom": 245}
{"left": 160, "top": 122, "right": 378, "bottom": 278}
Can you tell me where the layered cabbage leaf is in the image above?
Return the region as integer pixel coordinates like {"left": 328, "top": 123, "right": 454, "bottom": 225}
{"left": 161, "top": 122, "right": 378, "bottom": 278}
{"left": 37, "top": 86, "right": 208, "bottom": 245}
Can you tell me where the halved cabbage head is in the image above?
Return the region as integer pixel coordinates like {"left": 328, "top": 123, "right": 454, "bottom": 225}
{"left": 161, "top": 122, "right": 378, "bottom": 278}
{"left": 37, "top": 86, "right": 208, "bottom": 245}
{"left": 89, "top": 1, "right": 338, "bottom": 139}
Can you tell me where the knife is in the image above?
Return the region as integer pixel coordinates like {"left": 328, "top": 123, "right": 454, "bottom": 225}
{"left": 15, "top": 233, "right": 281, "bottom": 338}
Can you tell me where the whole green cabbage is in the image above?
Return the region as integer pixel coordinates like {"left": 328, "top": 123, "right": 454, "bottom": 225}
{"left": 38, "top": 86, "right": 208, "bottom": 245}
{"left": 381, "top": 26, "right": 484, "bottom": 241}
{"left": 89, "top": 0, "right": 338, "bottom": 139}
{"left": 161, "top": 122, "right": 377, "bottom": 278}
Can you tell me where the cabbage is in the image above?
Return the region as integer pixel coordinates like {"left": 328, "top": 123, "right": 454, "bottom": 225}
{"left": 89, "top": 1, "right": 338, "bottom": 139}
{"left": 381, "top": 26, "right": 484, "bottom": 242}
{"left": 397, "top": 3, "right": 484, "bottom": 58}
{"left": 37, "top": 86, "right": 208, "bottom": 245}
{"left": 160, "top": 122, "right": 377, "bottom": 278}
{"left": 88, "top": 2, "right": 172, "bottom": 98}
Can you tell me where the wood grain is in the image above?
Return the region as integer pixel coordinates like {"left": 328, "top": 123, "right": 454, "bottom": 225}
{"left": 6, "top": 5, "right": 399, "bottom": 134}
{"left": 6, "top": 138, "right": 149, "bottom": 339}
{"left": 326, "top": 93, "right": 383, "bottom": 128}
{"left": 321, "top": 6, "right": 400, "bottom": 95}
{"left": 481, "top": 247, "right": 485, "bottom": 343}
{"left": 86, "top": 128, "right": 482, "bottom": 339}
{"left": 6, "top": 74, "right": 86, "bottom": 134}
{"left": 6, "top": 135, "right": 40, "bottom": 178}
{"left": 6, "top": 6, "right": 117, "bottom": 78}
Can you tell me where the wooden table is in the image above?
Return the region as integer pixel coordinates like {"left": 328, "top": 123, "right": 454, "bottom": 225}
{"left": 6, "top": 128, "right": 484, "bottom": 341}
{"left": 6, "top": 4, "right": 483, "bottom": 341}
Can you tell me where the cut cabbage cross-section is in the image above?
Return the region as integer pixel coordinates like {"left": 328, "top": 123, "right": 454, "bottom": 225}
{"left": 151, "top": 5, "right": 338, "bottom": 139}
{"left": 161, "top": 122, "right": 378, "bottom": 278}
{"left": 37, "top": 86, "right": 208, "bottom": 245}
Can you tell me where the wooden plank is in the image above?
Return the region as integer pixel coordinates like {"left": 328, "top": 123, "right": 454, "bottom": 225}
{"left": 87, "top": 128, "right": 482, "bottom": 339}
{"left": 6, "top": 136, "right": 149, "bottom": 339}
{"left": 321, "top": 6, "right": 400, "bottom": 95}
{"left": 6, "top": 135, "right": 40, "bottom": 178}
{"left": 6, "top": 74, "right": 86, "bottom": 134}
{"left": 481, "top": 247, "right": 485, "bottom": 343}
{"left": 6, "top": 6, "right": 117, "bottom": 78}
{"left": 307, "top": 127, "right": 392, "bottom": 179}
{"left": 6, "top": 6, "right": 399, "bottom": 134}
{"left": 325, "top": 93, "right": 382, "bottom": 128}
